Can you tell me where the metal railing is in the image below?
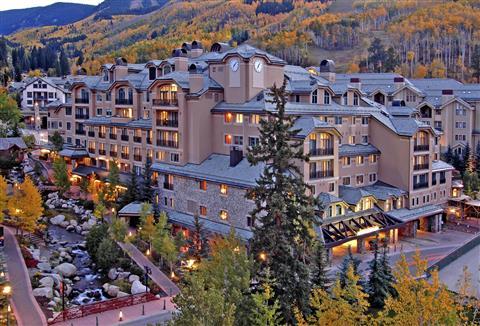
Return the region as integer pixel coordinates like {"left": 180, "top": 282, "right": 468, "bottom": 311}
{"left": 115, "top": 98, "right": 133, "bottom": 105}
{"left": 121, "top": 153, "right": 129, "bottom": 159}
{"left": 413, "top": 181, "right": 429, "bottom": 190}
{"left": 75, "top": 130, "right": 86, "bottom": 135}
{"left": 152, "top": 98, "right": 178, "bottom": 106}
{"left": 109, "top": 134, "right": 117, "bottom": 140}
{"left": 413, "top": 163, "right": 429, "bottom": 171}
{"left": 414, "top": 144, "right": 429, "bottom": 152}
{"left": 309, "top": 148, "right": 334, "bottom": 156}
{"left": 133, "top": 136, "right": 142, "bottom": 143}
{"left": 157, "top": 139, "right": 179, "bottom": 148}
{"left": 156, "top": 119, "right": 179, "bottom": 128}
{"left": 75, "top": 114, "right": 89, "bottom": 119}
{"left": 309, "top": 170, "right": 334, "bottom": 179}
{"left": 121, "top": 135, "right": 129, "bottom": 141}
{"left": 88, "top": 131, "right": 95, "bottom": 137}
{"left": 109, "top": 151, "right": 117, "bottom": 157}
{"left": 75, "top": 98, "right": 89, "bottom": 104}
{"left": 99, "top": 149, "right": 106, "bottom": 155}
{"left": 98, "top": 132, "right": 106, "bottom": 138}
{"left": 134, "top": 155, "right": 142, "bottom": 161}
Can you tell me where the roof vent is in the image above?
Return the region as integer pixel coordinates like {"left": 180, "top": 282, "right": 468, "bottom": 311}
{"left": 192, "top": 40, "right": 203, "bottom": 49}
{"left": 210, "top": 42, "right": 232, "bottom": 53}
{"left": 171, "top": 48, "right": 188, "bottom": 58}
{"left": 350, "top": 77, "right": 360, "bottom": 83}
{"left": 115, "top": 57, "right": 128, "bottom": 66}
{"left": 319, "top": 59, "right": 335, "bottom": 73}
{"left": 442, "top": 89, "right": 453, "bottom": 95}
{"left": 230, "top": 147, "right": 243, "bottom": 167}
{"left": 393, "top": 77, "right": 404, "bottom": 83}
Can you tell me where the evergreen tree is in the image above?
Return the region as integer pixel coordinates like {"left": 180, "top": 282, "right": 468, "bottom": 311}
{"left": 138, "top": 203, "right": 155, "bottom": 243}
{"left": 452, "top": 152, "right": 463, "bottom": 173}
{"left": 366, "top": 239, "right": 395, "bottom": 309}
{"left": 338, "top": 246, "right": 361, "bottom": 288}
{"left": 476, "top": 142, "right": 480, "bottom": 172}
{"left": 59, "top": 50, "right": 70, "bottom": 76}
{"left": 247, "top": 81, "right": 319, "bottom": 321}
{"left": 53, "top": 157, "right": 71, "bottom": 197}
{"left": 368, "top": 38, "right": 387, "bottom": 72}
{"left": 249, "top": 271, "right": 283, "bottom": 326}
{"left": 140, "top": 158, "right": 154, "bottom": 202}
{"left": 119, "top": 169, "right": 138, "bottom": 207}
{"left": 444, "top": 145, "right": 453, "bottom": 164}
{"left": 50, "top": 131, "right": 64, "bottom": 152}
{"left": 312, "top": 240, "right": 330, "bottom": 290}
{"left": 109, "top": 217, "right": 127, "bottom": 242}
{"left": 462, "top": 143, "right": 472, "bottom": 175}
{"left": 76, "top": 52, "right": 84, "bottom": 66}
{"left": 107, "top": 160, "right": 120, "bottom": 199}
{"left": 187, "top": 214, "right": 209, "bottom": 260}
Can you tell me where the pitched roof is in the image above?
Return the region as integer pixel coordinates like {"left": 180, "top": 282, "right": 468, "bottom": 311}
{"left": 339, "top": 144, "right": 380, "bottom": 157}
{"left": 386, "top": 204, "right": 443, "bottom": 222}
{"left": 339, "top": 186, "right": 375, "bottom": 205}
{"left": 431, "top": 160, "right": 454, "bottom": 171}
{"left": 292, "top": 116, "right": 335, "bottom": 138}
{"left": 0, "top": 138, "right": 27, "bottom": 150}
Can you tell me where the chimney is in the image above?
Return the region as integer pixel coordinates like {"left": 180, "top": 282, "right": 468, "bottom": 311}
{"left": 172, "top": 48, "right": 188, "bottom": 72}
{"left": 349, "top": 77, "right": 361, "bottom": 90}
{"left": 190, "top": 40, "right": 204, "bottom": 58}
{"left": 188, "top": 64, "right": 204, "bottom": 94}
{"left": 113, "top": 57, "right": 128, "bottom": 80}
{"left": 319, "top": 59, "right": 336, "bottom": 82}
{"left": 393, "top": 77, "right": 405, "bottom": 89}
{"left": 441, "top": 89, "right": 454, "bottom": 104}
{"left": 230, "top": 147, "right": 243, "bottom": 167}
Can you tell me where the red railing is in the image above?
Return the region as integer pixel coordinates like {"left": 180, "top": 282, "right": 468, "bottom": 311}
{"left": 48, "top": 292, "right": 159, "bottom": 324}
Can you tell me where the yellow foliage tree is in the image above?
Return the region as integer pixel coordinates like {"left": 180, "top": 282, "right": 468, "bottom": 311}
{"left": 430, "top": 58, "right": 447, "bottom": 78}
{"left": 0, "top": 175, "right": 8, "bottom": 222}
{"left": 378, "top": 251, "right": 461, "bottom": 325}
{"left": 8, "top": 176, "right": 44, "bottom": 235}
{"left": 347, "top": 62, "right": 360, "bottom": 73}
{"left": 138, "top": 203, "right": 155, "bottom": 243}
{"left": 414, "top": 64, "right": 428, "bottom": 78}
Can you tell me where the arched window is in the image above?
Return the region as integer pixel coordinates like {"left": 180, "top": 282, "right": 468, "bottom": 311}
{"left": 163, "top": 65, "right": 171, "bottom": 75}
{"left": 103, "top": 70, "right": 109, "bottom": 82}
{"left": 311, "top": 89, "right": 318, "bottom": 104}
{"left": 149, "top": 67, "right": 156, "bottom": 80}
{"left": 353, "top": 93, "right": 359, "bottom": 106}
{"left": 128, "top": 88, "right": 133, "bottom": 100}
{"left": 80, "top": 89, "right": 88, "bottom": 100}
{"left": 342, "top": 93, "right": 348, "bottom": 105}
{"left": 118, "top": 88, "right": 125, "bottom": 100}
{"left": 324, "top": 91, "right": 331, "bottom": 105}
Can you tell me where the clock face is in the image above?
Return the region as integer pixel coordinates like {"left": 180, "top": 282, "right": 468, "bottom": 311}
{"left": 254, "top": 60, "right": 263, "bottom": 73}
{"left": 230, "top": 59, "right": 239, "bottom": 72}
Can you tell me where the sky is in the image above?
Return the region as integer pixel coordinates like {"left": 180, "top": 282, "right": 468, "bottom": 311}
{"left": 0, "top": 0, "right": 103, "bottom": 11}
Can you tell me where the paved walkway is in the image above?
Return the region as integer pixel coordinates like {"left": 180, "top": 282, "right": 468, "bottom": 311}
{"left": 52, "top": 297, "right": 175, "bottom": 326}
{"left": 117, "top": 241, "right": 180, "bottom": 296}
{"left": 3, "top": 226, "right": 47, "bottom": 326}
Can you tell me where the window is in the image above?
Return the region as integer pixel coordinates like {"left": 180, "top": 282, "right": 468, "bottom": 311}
{"left": 335, "top": 116, "right": 342, "bottom": 125}
{"left": 96, "top": 94, "right": 102, "bottom": 102}
{"left": 106, "top": 109, "right": 112, "bottom": 116}
{"left": 103, "top": 70, "right": 109, "bottom": 82}
{"left": 349, "top": 136, "right": 356, "bottom": 144}
{"left": 65, "top": 107, "right": 72, "bottom": 115}
{"left": 233, "top": 136, "right": 243, "bottom": 145}
{"left": 343, "top": 177, "right": 351, "bottom": 185}
{"left": 149, "top": 67, "right": 156, "bottom": 80}
{"left": 220, "top": 184, "right": 228, "bottom": 195}
{"left": 324, "top": 91, "right": 330, "bottom": 104}
{"left": 66, "top": 122, "right": 71, "bottom": 130}
{"left": 199, "top": 180, "right": 207, "bottom": 191}
{"left": 336, "top": 205, "right": 343, "bottom": 216}
{"left": 27, "top": 92, "right": 32, "bottom": 98}
{"left": 455, "top": 121, "right": 467, "bottom": 129}
{"left": 235, "top": 113, "right": 243, "bottom": 124}
{"left": 295, "top": 95, "right": 300, "bottom": 102}
{"left": 170, "top": 153, "right": 179, "bottom": 162}
{"left": 219, "top": 210, "right": 228, "bottom": 220}
{"left": 343, "top": 157, "right": 351, "bottom": 166}
{"left": 353, "top": 93, "right": 359, "bottom": 106}
{"left": 456, "top": 106, "right": 466, "bottom": 116}
{"left": 250, "top": 114, "right": 260, "bottom": 125}
{"left": 328, "top": 183, "right": 334, "bottom": 192}
{"left": 224, "top": 113, "right": 233, "bottom": 123}
{"left": 247, "top": 216, "right": 253, "bottom": 227}
{"left": 96, "top": 108, "right": 103, "bottom": 116}
{"left": 356, "top": 156, "right": 364, "bottom": 165}
{"left": 362, "top": 117, "right": 368, "bottom": 125}
{"left": 224, "top": 134, "right": 232, "bottom": 145}
{"left": 48, "top": 92, "right": 54, "bottom": 99}
{"left": 156, "top": 151, "right": 165, "bottom": 161}
{"left": 248, "top": 137, "right": 259, "bottom": 147}
{"left": 356, "top": 175, "right": 364, "bottom": 185}
{"left": 369, "top": 154, "right": 377, "bottom": 163}
{"left": 342, "top": 93, "right": 348, "bottom": 105}
{"left": 369, "top": 173, "right": 377, "bottom": 183}
{"left": 199, "top": 206, "right": 207, "bottom": 216}
{"left": 312, "top": 89, "right": 318, "bottom": 104}
{"left": 361, "top": 135, "right": 368, "bottom": 144}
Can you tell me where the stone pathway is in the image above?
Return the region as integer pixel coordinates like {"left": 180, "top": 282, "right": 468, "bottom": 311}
{"left": 117, "top": 241, "right": 180, "bottom": 296}
{"left": 3, "top": 226, "right": 47, "bottom": 326}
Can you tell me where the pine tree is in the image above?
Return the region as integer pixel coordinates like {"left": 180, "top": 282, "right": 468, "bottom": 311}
{"left": 462, "top": 143, "right": 472, "bottom": 175}
{"left": 312, "top": 240, "right": 330, "bottom": 290}
{"left": 107, "top": 160, "right": 120, "bottom": 199}
{"left": 247, "top": 81, "right": 319, "bottom": 321}
{"left": 140, "top": 158, "right": 154, "bottom": 202}
{"left": 50, "top": 131, "right": 64, "bottom": 152}
{"left": 53, "top": 157, "right": 71, "bottom": 197}
{"left": 119, "top": 169, "right": 138, "bottom": 207}
{"left": 444, "top": 145, "right": 453, "bottom": 164}
{"left": 59, "top": 50, "right": 70, "bottom": 76}
{"left": 476, "top": 142, "right": 480, "bottom": 172}
{"left": 109, "top": 217, "right": 127, "bottom": 242}
{"left": 338, "top": 246, "right": 361, "bottom": 288}
{"left": 187, "top": 214, "right": 209, "bottom": 260}
{"left": 250, "top": 271, "right": 283, "bottom": 326}
{"left": 366, "top": 239, "right": 395, "bottom": 309}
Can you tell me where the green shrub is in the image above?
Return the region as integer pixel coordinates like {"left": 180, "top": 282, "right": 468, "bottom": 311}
{"left": 86, "top": 223, "right": 109, "bottom": 263}
{"left": 112, "top": 279, "right": 131, "bottom": 293}
{"left": 96, "top": 238, "right": 121, "bottom": 271}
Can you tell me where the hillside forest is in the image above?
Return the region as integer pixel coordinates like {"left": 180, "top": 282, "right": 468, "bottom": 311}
{"left": 1, "top": 0, "right": 480, "bottom": 84}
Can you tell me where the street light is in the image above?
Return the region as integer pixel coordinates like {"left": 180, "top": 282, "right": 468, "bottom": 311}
{"left": 259, "top": 252, "right": 267, "bottom": 262}
{"left": 2, "top": 285, "right": 11, "bottom": 295}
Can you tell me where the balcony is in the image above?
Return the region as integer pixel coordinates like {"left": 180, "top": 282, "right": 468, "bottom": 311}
{"left": 133, "top": 136, "right": 142, "bottom": 143}
{"left": 115, "top": 98, "right": 133, "bottom": 105}
{"left": 134, "top": 155, "right": 142, "bottom": 162}
{"left": 440, "top": 177, "right": 446, "bottom": 184}
{"left": 121, "top": 153, "right": 129, "bottom": 159}
{"left": 75, "top": 129, "right": 86, "bottom": 135}
{"left": 413, "top": 181, "right": 429, "bottom": 190}
{"left": 413, "top": 163, "right": 429, "bottom": 171}
{"left": 109, "top": 134, "right": 117, "bottom": 140}
{"left": 146, "top": 137, "right": 152, "bottom": 145}
{"left": 157, "top": 139, "right": 179, "bottom": 148}
{"left": 163, "top": 183, "right": 174, "bottom": 191}
{"left": 75, "top": 114, "right": 89, "bottom": 119}
{"left": 98, "top": 132, "right": 106, "bottom": 139}
{"left": 99, "top": 149, "right": 106, "bottom": 155}
{"left": 121, "top": 135, "right": 129, "bottom": 141}
{"left": 309, "top": 148, "right": 334, "bottom": 156}
{"left": 414, "top": 144, "right": 429, "bottom": 152}
{"left": 309, "top": 170, "right": 334, "bottom": 179}
{"left": 153, "top": 99, "right": 178, "bottom": 107}
{"left": 88, "top": 131, "right": 95, "bottom": 137}
{"left": 88, "top": 148, "right": 95, "bottom": 154}
{"left": 75, "top": 98, "right": 89, "bottom": 104}
{"left": 156, "top": 119, "right": 179, "bottom": 128}
{"left": 110, "top": 151, "right": 117, "bottom": 157}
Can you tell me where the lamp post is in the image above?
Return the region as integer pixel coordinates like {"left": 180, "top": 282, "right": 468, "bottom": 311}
{"left": 144, "top": 266, "right": 152, "bottom": 293}
{"left": 3, "top": 285, "right": 11, "bottom": 326}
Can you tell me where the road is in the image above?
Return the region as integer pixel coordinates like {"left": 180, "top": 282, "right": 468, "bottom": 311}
{"left": 3, "top": 226, "right": 47, "bottom": 326}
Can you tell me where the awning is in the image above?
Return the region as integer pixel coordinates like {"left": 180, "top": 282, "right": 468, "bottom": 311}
{"left": 118, "top": 201, "right": 152, "bottom": 217}
{"left": 165, "top": 209, "right": 253, "bottom": 241}
{"left": 59, "top": 147, "right": 89, "bottom": 159}
{"left": 72, "top": 165, "right": 133, "bottom": 185}
{"left": 385, "top": 204, "right": 444, "bottom": 223}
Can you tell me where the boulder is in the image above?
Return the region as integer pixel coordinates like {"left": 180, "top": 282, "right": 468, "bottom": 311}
{"left": 108, "top": 268, "right": 117, "bottom": 280}
{"left": 131, "top": 280, "right": 149, "bottom": 295}
{"left": 54, "top": 263, "right": 77, "bottom": 278}
{"left": 87, "top": 218, "right": 96, "bottom": 226}
{"left": 69, "top": 220, "right": 78, "bottom": 227}
{"left": 81, "top": 222, "right": 93, "bottom": 231}
{"left": 107, "top": 285, "right": 120, "bottom": 297}
{"left": 75, "top": 226, "right": 82, "bottom": 234}
{"left": 60, "top": 221, "right": 70, "bottom": 228}
{"left": 33, "top": 287, "right": 53, "bottom": 299}
{"left": 117, "top": 272, "right": 130, "bottom": 280}
{"left": 66, "top": 225, "right": 76, "bottom": 232}
{"left": 39, "top": 276, "right": 54, "bottom": 288}
{"left": 116, "top": 291, "right": 129, "bottom": 298}
{"left": 37, "top": 262, "right": 52, "bottom": 272}
{"left": 47, "top": 300, "right": 56, "bottom": 307}
{"left": 50, "top": 215, "right": 65, "bottom": 225}
{"left": 128, "top": 274, "right": 140, "bottom": 283}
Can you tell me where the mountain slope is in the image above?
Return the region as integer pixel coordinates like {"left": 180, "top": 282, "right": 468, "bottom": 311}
{"left": 0, "top": 2, "right": 96, "bottom": 35}
{"left": 95, "top": 0, "right": 169, "bottom": 16}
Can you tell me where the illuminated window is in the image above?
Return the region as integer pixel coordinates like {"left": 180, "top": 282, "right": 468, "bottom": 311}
{"left": 369, "top": 154, "right": 377, "bottom": 163}
{"left": 224, "top": 134, "right": 232, "bottom": 145}
{"left": 224, "top": 113, "right": 233, "bottom": 123}
{"left": 219, "top": 210, "right": 228, "bottom": 220}
{"left": 357, "top": 156, "right": 364, "bottom": 165}
{"left": 220, "top": 184, "right": 228, "bottom": 195}
{"left": 200, "top": 206, "right": 207, "bottom": 216}
{"left": 235, "top": 113, "right": 243, "bottom": 124}
{"left": 199, "top": 180, "right": 207, "bottom": 191}
{"left": 250, "top": 114, "right": 260, "bottom": 125}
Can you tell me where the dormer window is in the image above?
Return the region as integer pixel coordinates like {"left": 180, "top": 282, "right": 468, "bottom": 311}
{"left": 342, "top": 93, "right": 348, "bottom": 105}
{"left": 149, "top": 67, "right": 156, "bottom": 80}
{"left": 163, "top": 65, "right": 171, "bottom": 75}
{"left": 324, "top": 91, "right": 330, "bottom": 104}
{"left": 353, "top": 93, "right": 359, "bottom": 106}
{"left": 312, "top": 89, "right": 318, "bottom": 104}
{"left": 103, "top": 70, "right": 109, "bottom": 82}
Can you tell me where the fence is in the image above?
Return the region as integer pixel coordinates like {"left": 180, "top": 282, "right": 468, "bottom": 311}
{"left": 48, "top": 292, "right": 159, "bottom": 324}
